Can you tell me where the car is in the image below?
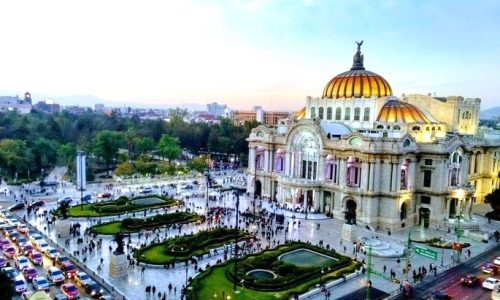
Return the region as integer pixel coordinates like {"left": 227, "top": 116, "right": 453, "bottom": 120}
{"left": 99, "top": 296, "right": 114, "bottom": 300}
{"left": 33, "top": 276, "right": 51, "bottom": 292}
{"left": 0, "top": 257, "right": 6, "bottom": 268}
{"left": 181, "top": 184, "right": 193, "bottom": 189}
{"left": 29, "top": 251, "right": 44, "bottom": 265}
{"left": 60, "top": 262, "right": 77, "bottom": 278}
{"left": 17, "top": 224, "right": 29, "bottom": 234}
{"left": 19, "top": 243, "right": 34, "bottom": 256}
{"left": 16, "top": 256, "right": 30, "bottom": 270}
{"left": 47, "top": 266, "right": 65, "bottom": 284}
{"left": 84, "top": 280, "right": 104, "bottom": 298}
{"left": 482, "top": 263, "right": 499, "bottom": 274}
{"left": 28, "top": 200, "right": 45, "bottom": 208}
{"left": 74, "top": 271, "right": 92, "bottom": 286}
{"left": 45, "top": 247, "right": 59, "bottom": 259}
{"left": 0, "top": 238, "right": 10, "bottom": 249}
{"left": 29, "top": 233, "right": 44, "bottom": 245}
{"left": 16, "top": 236, "right": 29, "bottom": 247}
{"left": 97, "top": 192, "right": 112, "bottom": 199}
{"left": 432, "top": 290, "right": 453, "bottom": 300}
{"left": 21, "top": 291, "right": 51, "bottom": 300}
{"left": 1, "top": 266, "right": 17, "bottom": 278}
{"left": 2, "top": 225, "right": 16, "bottom": 234}
{"left": 4, "top": 245, "right": 16, "bottom": 258}
{"left": 81, "top": 194, "right": 92, "bottom": 203}
{"left": 57, "top": 197, "right": 73, "bottom": 205}
{"left": 7, "top": 231, "right": 21, "bottom": 242}
{"left": 494, "top": 256, "right": 500, "bottom": 266}
{"left": 140, "top": 187, "right": 153, "bottom": 194}
{"left": 37, "top": 241, "right": 50, "bottom": 252}
{"left": 460, "top": 274, "right": 480, "bottom": 287}
{"left": 53, "top": 294, "right": 68, "bottom": 300}
{"left": 483, "top": 277, "right": 500, "bottom": 290}
{"left": 14, "top": 278, "right": 27, "bottom": 294}
{"left": 27, "top": 229, "right": 38, "bottom": 238}
{"left": 8, "top": 203, "right": 25, "bottom": 211}
{"left": 61, "top": 283, "right": 80, "bottom": 299}
{"left": 56, "top": 255, "right": 71, "bottom": 267}
{"left": 192, "top": 180, "right": 199, "bottom": 185}
{"left": 0, "top": 220, "right": 6, "bottom": 229}
{"left": 23, "top": 267, "right": 39, "bottom": 282}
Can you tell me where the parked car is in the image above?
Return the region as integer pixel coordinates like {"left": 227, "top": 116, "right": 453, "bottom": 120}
{"left": 483, "top": 277, "right": 500, "bottom": 290}
{"left": 8, "top": 203, "right": 25, "bottom": 211}
{"left": 29, "top": 233, "right": 44, "bottom": 245}
{"left": 482, "top": 263, "right": 499, "bottom": 274}
{"left": 97, "top": 192, "right": 112, "bottom": 199}
{"left": 32, "top": 276, "right": 50, "bottom": 292}
{"left": 494, "top": 256, "right": 500, "bottom": 266}
{"left": 84, "top": 280, "right": 104, "bottom": 298}
{"left": 28, "top": 200, "right": 45, "bottom": 209}
{"left": 47, "top": 266, "right": 65, "bottom": 284}
{"left": 61, "top": 283, "right": 80, "bottom": 299}
{"left": 140, "top": 187, "right": 153, "bottom": 194}
{"left": 13, "top": 278, "right": 27, "bottom": 294}
{"left": 460, "top": 274, "right": 480, "bottom": 287}
{"left": 29, "top": 251, "right": 44, "bottom": 265}
{"left": 36, "top": 241, "right": 50, "bottom": 252}
{"left": 74, "top": 271, "right": 92, "bottom": 286}
{"left": 22, "top": 267, "right": 39, "bottom": 282}
{"left": 15, "top": 256, "right": 30, "bottom": 270}
{"left": 432, "top": 290, "right": 453, "bottom": 300}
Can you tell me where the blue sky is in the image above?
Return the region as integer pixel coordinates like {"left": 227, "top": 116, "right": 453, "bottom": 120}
{"left": 0, "top": 0, "right": 499, "bottom": 110}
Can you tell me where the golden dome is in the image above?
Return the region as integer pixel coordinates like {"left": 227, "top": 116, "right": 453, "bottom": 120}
{"left": 377, "top": 99, "right": 436, "bottom": 123}
{"left": 322, "top": 41, "right": 392, "bottom": 99}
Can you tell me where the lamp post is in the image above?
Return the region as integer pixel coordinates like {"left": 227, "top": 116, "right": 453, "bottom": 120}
{"left": 231, "top": 186, "right": 245, "bottom": 292}
{"left": 253, "top": 155, "right": 257, "bottom": 223}
{"left": 441, "top": 235, "right": 445, "bottom": 267}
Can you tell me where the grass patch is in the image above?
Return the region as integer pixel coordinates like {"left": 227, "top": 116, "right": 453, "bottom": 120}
{"left": 135, "top": 227, "right": 253, "bottom": 265}
{"left": 188, "top": 243, "right": 360, "bottom": 300}
{"left": 89, "top": 211, "right": 200, "bottom": 235}
{"left": 53, "top": 194, "right": 180, "bottom": 218}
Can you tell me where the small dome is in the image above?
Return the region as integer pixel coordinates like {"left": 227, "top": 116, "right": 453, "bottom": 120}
{"left": 377, "top": 98, "right": 436, "bottom": 123}
{"left": 322, "top": 41, "right": 392, "bottom": 99}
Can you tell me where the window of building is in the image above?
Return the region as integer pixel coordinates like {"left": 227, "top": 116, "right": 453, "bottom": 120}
{"left": 344, "top": 107, "right": 351, "bottom": 120}
{"left": 423, "top": 170, "right": 432, "bottom": 187}
{"left": 346, "top": 156, "right": 361, "bottom": 187}
{"left": 424, "top": 159, "right": 433, "bottom": 165}
{"left": 310, "top": 107, "right": 316, "bottom": 118}
{"left": 326, "top": 107, "right": 332, "bottom": 120}
{"left": 412, "top": 126, "right": 420, "bottom": 131}
{"left": 377, "top": 124, "right": 384, "bottom": 129}
{"left": 394, "top": 125, "right": 401, "bottom": 130}
{"left": 335, "top": 107, "right": 341, "bottom": 120}
{"left": 421, "top": 196, "right": 431, "bottom": 204}
{"left": 400, "top": 160, "right": 409, "bottom": 190}
{"left": 363, "top": 107, "right": 370, "bottom": 121}
{"left": 318, "top": 107, "right": 324, "bottom": 119}
{"left": 354, "top": 107, "right": 361, "bottom": 121}
{"left": 403, "top": 139, "right": 411, "bottom": 147}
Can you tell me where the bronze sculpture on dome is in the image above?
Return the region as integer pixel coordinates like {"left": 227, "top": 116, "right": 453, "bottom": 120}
{"left": 356, "top": 40, "right": 363, "bottom": 51}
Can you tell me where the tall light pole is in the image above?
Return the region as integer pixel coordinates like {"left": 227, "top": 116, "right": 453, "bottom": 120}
{"left": 253, "top": 155, "right": 257, "bottom": 223}
{"left": 231, "top": 186, "right": 245, "bottom": 292}
{"left": 76, "top": 151, "right": 86, "bottom": 211}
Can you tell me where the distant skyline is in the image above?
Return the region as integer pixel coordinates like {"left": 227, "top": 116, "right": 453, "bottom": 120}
{"left": 1, "top": 0, "right": 499, "bottom": 110}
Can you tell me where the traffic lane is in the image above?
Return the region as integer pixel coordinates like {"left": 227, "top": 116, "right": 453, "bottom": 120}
{"left": 1, "top": 222, "right": 94, "bottom": 299}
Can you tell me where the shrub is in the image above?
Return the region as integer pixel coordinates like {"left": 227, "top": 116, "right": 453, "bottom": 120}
{"left": 115, "top": 196, "right": 129, "bottom": 206}
{"left": 100, "top": 205, "right": 118, "bottom": 213}
{"left": 276, "top": 263, "right": 296, "bottom": 276}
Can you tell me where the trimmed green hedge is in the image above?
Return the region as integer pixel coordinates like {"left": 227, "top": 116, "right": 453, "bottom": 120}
{"left": 89, "top": 212, "right": 201, "bottom": 235}
{"left": 412, "top": 237, "right": 471, "bottom": 249}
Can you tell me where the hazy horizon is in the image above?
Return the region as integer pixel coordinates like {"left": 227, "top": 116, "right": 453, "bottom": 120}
{"left": 1, "top": 0, "right": 499, "bottom": 110}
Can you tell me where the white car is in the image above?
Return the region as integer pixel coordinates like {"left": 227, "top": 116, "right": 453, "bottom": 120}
{"left": 47, "top": 266, "right": 65, "bottom": 284}
{"left": 32, "top": 276, "right": 50, "bottom": 292}
{"left": 483, "top": 277, "right": 500, "bottom": 290}
{"left": 36, "top": 241, "right": 50, "bottom": 252}
{"left": 14, "top": 278, "right": 27, "bottom": 294}
{"left": 74, "top": 271, "right": 92, "bottom": 286}
{"left": 494, "top": 256, "right": 500, "bottom": 266}
{"left": 29, "top": 234, "right": 43, "bottom": 245}
{"left": 15, "top": 256, "right": 30, "bottom": 270}
{"left": 45, "top": 247, "right": 59, "bottom": 259}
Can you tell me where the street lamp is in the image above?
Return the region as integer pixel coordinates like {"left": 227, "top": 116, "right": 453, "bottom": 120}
{"left": 231, "top": 186, "right": 245, "bottom": 292}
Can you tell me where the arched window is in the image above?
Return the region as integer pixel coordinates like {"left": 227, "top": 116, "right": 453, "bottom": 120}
{"left": 326, "top": 107, "right": 332, "bottom": 120}
{"left": 403, "top": 139, "right": 411, "bottom": 147}
{"left": 400, "top": 202, "right": 408, "bottom": 220}
{"left": 394, "top": 125, "right": 401, "bottom": 130}
{"left": 324, "top": 155, "right": 337, "bottom": 182}
{"left": 363, "top": 107, "right": 370, "bottom": 121}
{"left": 310, "top": 107, "right": 316, "bottom": 118}
{"left": 318, "top": 107, "right": 324, "bottom": 119}
{"left": 412, "top": 126, "right": 420, "bottom": 131}
{"left": 344, "top": 107, "right": 351, "bottom": 120}
{"left": 354, "top": 107, "right": 361, "bottom": 121}
{"left": 377, "top": 124, "right": 384, "bottom": 129}
{"left": 449, "top": 149, "right": 463, "bottom": 187}
{"left": 275, "top": 150, "right": 285, "bottom": 172}
{"left": 400, "top": 159, "right": 409, "bottom": 189}
{"left": 335, "top": 108, "right": 342, "bottom": 120}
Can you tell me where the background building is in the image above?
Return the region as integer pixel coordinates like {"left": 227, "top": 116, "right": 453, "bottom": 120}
{"left": 232, "top": 106, "right": 290, "bottom": 126}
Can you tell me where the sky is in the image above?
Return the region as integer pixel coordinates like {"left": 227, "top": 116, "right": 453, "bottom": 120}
{"left": 0, "top": 0, "right": 499, "bottom": 111}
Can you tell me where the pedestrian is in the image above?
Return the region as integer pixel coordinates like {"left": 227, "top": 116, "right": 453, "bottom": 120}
{"left": 383, "top": 265, "right": 387, "bottom": 273}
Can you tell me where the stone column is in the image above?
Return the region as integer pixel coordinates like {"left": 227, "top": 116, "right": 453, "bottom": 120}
{"left": 373, "top": 159, "right": 381, "bottom": 192}
{"left": 339, "top": 158, "right": 347, "bottom": 187}
{"left": 361, "top": 162, "right": 369, "bottom": 191}
{"left": 392, "top": 163, "right": 398, "bottom": 192}
{"left": 249, "top": 147, "right": 256, "bottom": 172}
{"left": 445, "top": 197, "right": 451, "bottom": 219}
{"left": 315, "top": 190, "right": 321, "bottom": 212}
{"left": 408, "top": 160, "right": 417, "bottom": 190}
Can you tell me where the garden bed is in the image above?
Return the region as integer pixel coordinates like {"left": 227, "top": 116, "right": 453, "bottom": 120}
{"left": 187, "top": 242, "right": 360, "bottom": 300}
{"left": 134, "top": 227, "right": 253, "bottom": 265}
{"left": 54, "top": 195, "right": 180, "bottom": 217}
{"left": 411, "top": 237, "right": 471, "bottom": 249}
{"left": 89, "top": 211, "right": 201, "bottom": 235}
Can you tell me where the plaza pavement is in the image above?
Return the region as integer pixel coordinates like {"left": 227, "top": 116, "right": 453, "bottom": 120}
{"left": 3, "top": 168, "right": 500, "bottom": 300}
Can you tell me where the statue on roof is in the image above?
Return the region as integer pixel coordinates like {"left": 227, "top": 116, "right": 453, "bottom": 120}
{"left": 356, "top": 40, "right": 363, "bottom": 52}
{"left": 351, "top": 40, "right": 365, "bottom": 71}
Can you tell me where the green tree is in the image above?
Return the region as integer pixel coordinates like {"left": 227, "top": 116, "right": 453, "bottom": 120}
{"left": 135, "top": 137, "right": 155, "bottom": 157}
{"left": 115, "top": 161, "right": 134, "bottom": 176}
{"left": 0, "top": 270, "right": 14, "bottom": 300}
{"left": 188, "top": 155, "right": 208, "bottom": 173}
{"left": 31, "top": 138, "right": 59, "bottom": 171}
{"left": 93, "top": 130, "right": 126, "bottom": 176}
{"left": 158, "top": 134, "right": 181, "bottom": 161}
{"left": 0, "top": 139, "right": 31, "bottom": 178}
